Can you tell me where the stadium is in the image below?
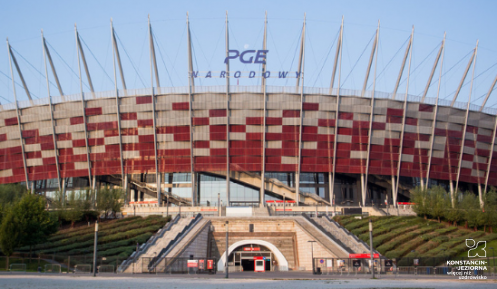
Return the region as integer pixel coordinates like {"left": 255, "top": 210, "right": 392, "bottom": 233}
{"left": 0, "top": 14, "right": 495, "bottom": 213}
{"left": 1, "top": 9, "right": 497, "bottom": 280}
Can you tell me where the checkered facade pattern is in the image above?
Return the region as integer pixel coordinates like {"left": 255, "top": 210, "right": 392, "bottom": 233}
{"left": 0, "top": 90, "right": 495, "bottom": 188}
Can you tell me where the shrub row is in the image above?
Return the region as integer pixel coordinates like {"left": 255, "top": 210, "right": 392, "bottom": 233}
{"left": 384, "top": 232, "right": 436, "bottom": 260}
{"left": 64, "top": 233, "right": 153, "bottom": 256}
{"left": 357, "top": 217, "right": 425, "bottom": 245}
{"left": 49, "top": 215, "right": 164, "bottom": 242}
{"left": 49, "top": 216, "right": 145, "bottom": 241}
{"left": 27, "top": 216, "right": 167, "bottom": 251}
{"left": 37, "top": 223, "right": 163, "bottom": 254}
{"left": 376, "top": 226, "right": 436, "bottom": 254}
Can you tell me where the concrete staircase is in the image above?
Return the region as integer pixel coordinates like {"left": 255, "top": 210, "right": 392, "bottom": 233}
{"left": 253, "top": 206, "right": 270, "bottom": 217}
{"left": 153, "top": 217, "right": 211, "bottom": 273}
{"left": 123, "top": 217, "right": 192, "bottom": 273}
{"left": 324, "top": 216, "right": 379, "bottom": 254}
{"left": 148, "top": 214, "right": 205, "bottom": 272}
{"left": 294, "top": 216, "right": 350, "bottom": 258}
{"left": 313, "top": 216, "right": 370, "bottom": 254}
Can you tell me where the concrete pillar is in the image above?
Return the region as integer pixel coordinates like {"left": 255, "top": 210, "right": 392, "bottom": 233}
{"left": 328, "top": 172, "right": 333, "bottom": 205}
{"left": 391, "top": 175, "right": 397, "bottom": 207}
{"left": 478, "top": 184, "right": 484, "bottom": 208}
{"left": 392, "top": 187, "right": 398, "bottom": 208}
{"left": 123, "top": 174, "right": 130, "bottom": 205}
{"left": 30, "top": 181, "right": 35, "bottom": 194}
{"left": 61, "top": 178, "right": 67, "bottom": 206}
{"left": 295, "top": 172, "right": 300, "bottom": 204}
{"left": 157, "top": 173, "right": 162, "bottom": 207}
{"left": 449, "top": 181, "right": 455, "bottom": 208}
{"left": 360, "top": 174, "right": 366, "bottom": 207}
{"left": 92, "top": 176, "right": 96, "bottom": 190}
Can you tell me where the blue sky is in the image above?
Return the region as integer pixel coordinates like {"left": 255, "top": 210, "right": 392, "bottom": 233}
{"left": 1, "top": 0, "right": 496, "bottom": 108}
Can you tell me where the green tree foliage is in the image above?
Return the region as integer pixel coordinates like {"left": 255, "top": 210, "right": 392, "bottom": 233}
{"left": 14, "top": 194, "right": 58, "bottom": 250}
{"left": 51, "top": 189, "right": 98, "bottom": 226}
{"left": 97, "top": 187, "right": 124, "bottom": 218}
{"left": 461, "top": 192, "right": 480, "bottom": 231}
{"left": 0, "top": 194, "right": 57, "bottom": 269}
{"left": 444, "top": 192, "right": 464, "bottom": 226}
{"left": 411, "top": 186, "right": 497, "bottom": 232}
{"left": 411, "top": 187, "right": 429, "bottom": 218}
{"left": 49, "top": 190, "right": 65, "bottom": 222}
{"left": 63, "top": 191, "right": 84, "bottom": 228}
{"left": 483, "top": 191, "right": 497, "bottom": 233}
{"left": 428, "top": 186, "right": 447, "bottom": 222}
{"left": 0, "top": 184, "right": 27, "bottom": 208}
{"left": 0, "top": 208, "right": 20, "bottom": 269}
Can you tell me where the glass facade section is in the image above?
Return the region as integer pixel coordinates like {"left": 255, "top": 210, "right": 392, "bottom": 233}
{"left": 198, "top": 174, "right": 226, "bottom": 206}
{"left": 299, "top": 173, "right": 328, "bottom": 199}
{"left": 164, "top": 173, "right": 193, "bottom": 203}
{"left": 265, "top": 172, "right": 294, "bottom": 187}
{"left": 197, "top": 174, "right": 260, "bottom": 206}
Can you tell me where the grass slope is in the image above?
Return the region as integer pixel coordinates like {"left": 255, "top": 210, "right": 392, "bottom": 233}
{"left": 15, "top": 215, "right": 170, "bottom": 268}
{"left": 334, "top": 215, "right": 497, "bottom": 265}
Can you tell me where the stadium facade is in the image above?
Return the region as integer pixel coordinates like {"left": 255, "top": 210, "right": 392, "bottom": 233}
{"left": 1, "top": 16, "right": 496, "bottom": 209}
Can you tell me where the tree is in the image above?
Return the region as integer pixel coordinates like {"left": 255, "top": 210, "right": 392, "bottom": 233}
{"left": 428, "top": 186, "right": 447, "bottom": 222}
{"left": 411, "top": 187, "right": 429, "bottom": 218}
{"left": 483, "top": 190, "right": 497, "bottom": 233}
{"left": 461, "top": 192, "right": 480, "bottom": 231}
{"left": 96, "top": 186, "right": 124, "bottom": 218}
{"left": 14, "top": 194, "right": 58, "bottom": 257}
{"left": 63, "top": 191, "right": 84, "bottom": 228}
{"left": 0, "top": 208, "right": 20, "bottom": 270}
{"left": 444, "top": 191, "right": 464, "bottom": 227}
{"left": 49, "top": 190, "right": 65, "bottom": 222}
{"left": 0, "top": 183, "right": 26, "bottom": 208}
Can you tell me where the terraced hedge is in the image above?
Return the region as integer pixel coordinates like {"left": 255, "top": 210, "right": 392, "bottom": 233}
{"left": 334, "top": 215, "right": 497, "bottom": 260}
{"left": 18, "top": 215, "right": 170, "bottom": 261}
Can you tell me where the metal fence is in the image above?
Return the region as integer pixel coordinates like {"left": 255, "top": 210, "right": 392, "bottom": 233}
{"left": 141, "top": 257, "right": 217, "bottom": 274}
{"left": 0, "top": 253, "right": 124, "bottom": 273}
{"left": 312, "top": 258, "right": 497, "bottom": 276}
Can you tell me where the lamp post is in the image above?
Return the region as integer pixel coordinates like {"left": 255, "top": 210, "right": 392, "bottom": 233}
{"left": 489, "top": 247, "right": 495, "bottom": 267}
{"left": 308, "top": 240, "right": 316, "bottom": 274}
{"left": 283, "top": 192, "right": 286, "bottom": 215}
{"left": 369, "top": 218, "right": 374, "bottom": 278}
{"left": 153, "top": 252, "right": 157, "bottom": 274}
{"left": 93, "top": 221, "right": 98, "bottom": 277}
{"left": 225, "top": 221, "right": 229, "bottom": 278}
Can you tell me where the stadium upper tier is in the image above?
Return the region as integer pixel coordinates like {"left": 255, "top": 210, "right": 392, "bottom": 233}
{"left": 0, "top": 85, "right": 496, "bottom": 190}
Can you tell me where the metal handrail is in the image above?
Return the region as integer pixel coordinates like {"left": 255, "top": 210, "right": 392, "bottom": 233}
{"left": 301, "top": 213, "right": 353, "bottom": 254}
{"left": 117, "top": 215, "right": 180, "bottom": 272}
{"left": 148, "top": 213, "right": 203, "bottom": 271}
{"left": 324, "top": 215, "right": 379, "bottom": 254}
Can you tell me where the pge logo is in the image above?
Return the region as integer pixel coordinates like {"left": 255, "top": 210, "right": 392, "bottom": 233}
{"left": 466, "top": 239, "right": 486, "bottom": 258}
{"left": 224, "top": 50, "right": 269, "bottom": 64}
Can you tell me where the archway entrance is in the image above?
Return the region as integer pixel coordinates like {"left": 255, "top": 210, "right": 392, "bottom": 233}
{"left": 217, "top": 239, "right": 289, "bottom": 272}
{"left": 231, "top": 244, "right": 272, "bottom": 272}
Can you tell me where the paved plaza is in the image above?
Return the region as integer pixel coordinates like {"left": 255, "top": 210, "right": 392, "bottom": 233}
{"left": 0, "top": 273, "right": 495, "bottom": 289}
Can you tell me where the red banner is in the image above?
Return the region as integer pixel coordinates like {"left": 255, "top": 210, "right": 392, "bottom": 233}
{"left": 207, "top": 260, "right": 214, "bottom": 270}
{"left": 349, "top": 253, "right": 380, "bottom": 259}
{"left": 243, "top": 247, "right": 260, "bottom": 251}
{"left": 200, "top": 208, "right": 218, "bottom": 211}
{"left": 187, "top": 260, "right": 198, "bottom": 268}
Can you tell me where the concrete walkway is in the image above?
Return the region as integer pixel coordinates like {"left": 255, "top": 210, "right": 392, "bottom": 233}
{"left": 0, "top": 273, "right": 496, "bottom": 289}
